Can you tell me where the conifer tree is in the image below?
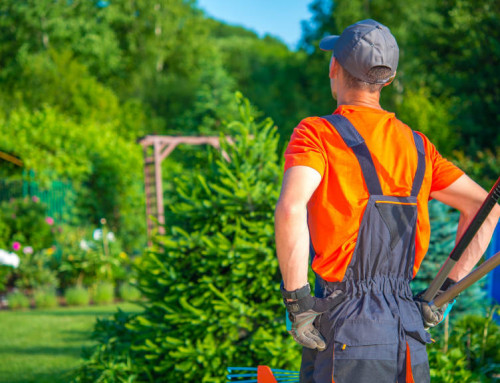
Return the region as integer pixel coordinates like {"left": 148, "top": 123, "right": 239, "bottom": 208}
{"left": 75, "top": 94, "right": 300, "bottom": 382}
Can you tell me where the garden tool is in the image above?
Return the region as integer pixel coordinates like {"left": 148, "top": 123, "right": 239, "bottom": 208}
{"left": 227, "top": 366, "right": 299, "bottom": 383}
{"left": 432, "top": 251, "right": 500, "bottom": 308}
{"left": 423, "top": 176, "right": 500, "bottom": 302}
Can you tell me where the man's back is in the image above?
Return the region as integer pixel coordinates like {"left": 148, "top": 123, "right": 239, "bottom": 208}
{"left": 285, "top": 105, "right": 463, "bottom": 283}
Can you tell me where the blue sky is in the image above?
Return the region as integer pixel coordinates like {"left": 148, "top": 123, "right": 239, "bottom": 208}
{"left": 196, "top": 0, "right": 314, "bottom": 50}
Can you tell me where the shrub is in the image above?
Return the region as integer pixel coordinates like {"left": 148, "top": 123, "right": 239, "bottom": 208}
{"left": 0, "top": 197, "right": 55, "bottom": 253}
{"left": 75, "top": 95, "right": 296, "bottom": 382}
{"left": 14, "top": 250, "right": 58, "bottom": 291}
{"left": 119, "top": 283, "right": 141, "bottom": 302}
{"left": 0, "top": 265, "right": 11, "bottom": 292}
{"left": 56, "top": 225, "right": 128, "bottom": 289}
{"left": 93, "top": 282, "right": 114, "bottom": 305}
{"left": 428, "top": 307, "right": 500, "bottom": 382}
{"left": 65, "top": 286, "right": 90, "bottom": 306}
{"left": 7, "top": 291, "right": 30, "bottom": 310}
{"left": 33, "top": 288, "right": 58, "bottom": 309}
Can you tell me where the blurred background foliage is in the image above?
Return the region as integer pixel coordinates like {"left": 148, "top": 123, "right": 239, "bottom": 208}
{"left": 0, "top": 0, "right": 498, "bottom": 382}
{"left": 0, "top": 0, "right": 498, "bottom": 253}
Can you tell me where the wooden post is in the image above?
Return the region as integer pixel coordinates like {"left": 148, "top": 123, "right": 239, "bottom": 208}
{"left": 138, "top": 135, "right": 234, "bottom": 246}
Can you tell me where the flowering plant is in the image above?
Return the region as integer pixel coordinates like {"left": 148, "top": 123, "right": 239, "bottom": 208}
{"left": 0, "top": 198, "right": 55, "bottom": 253}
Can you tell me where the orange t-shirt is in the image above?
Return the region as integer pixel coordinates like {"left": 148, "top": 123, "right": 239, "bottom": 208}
{"left": 284, "top": 105, "right": 464, "bottom": 282}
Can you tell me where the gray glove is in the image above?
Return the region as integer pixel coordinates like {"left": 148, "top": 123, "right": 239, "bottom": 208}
{"left": 415, "top": 279, "right": 456, "bottom": 330}
{"left": 281, "top": 282, "right": 345, "bottom": 351}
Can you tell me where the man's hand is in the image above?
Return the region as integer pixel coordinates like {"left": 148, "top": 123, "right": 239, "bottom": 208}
{"left": 281, "top": 283, "right": 344, "bottom": 351}
{"left": 415, "top": 280, "right": 456, "bottom": 329}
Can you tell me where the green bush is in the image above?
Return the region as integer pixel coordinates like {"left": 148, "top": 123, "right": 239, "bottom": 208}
{"left": 55, "top": 224, "right": 128, "bottom": 289}
{"left": 65, "top": 286, "right": 90, "bottom": 306}
{"left": 93, "top": 282, "right": 114, "bottom": 305}
{"left": 14, "top": 250, "right": 58, "bottom": 291}
{"left": 75, "top": 95, "right": 297, "bottom": 382}
{"left": 453, "top": 149, "right": 499, "bottom": 189}
{"left": 7, "top": 291, "right": 30, "bottom": 310}
{"left": 0, "top": 197, "right": 55, "bottom": 253}
{"left": 33, "top": 288, "right": 58, "bottom": 308}
{"left": 428, "top": 307, "right": 500, "bottom": 382}
{"left": 0, "top": 264, "right": 13, "bottom": 292}
{"left": 119, "top": 283, "right": 141, "bottom": 302}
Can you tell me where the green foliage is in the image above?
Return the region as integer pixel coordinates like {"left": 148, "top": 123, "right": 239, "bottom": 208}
{"left": 0, "top": 103, "right": 146, "bottom": 252}
{"left": 299, "top": 0, "right": 500, "bottom": 153}
{"left": 0, "top": 265, "right": 11, "bottom": 292}
{"left": 453, "top": 150, "right": 500, "bottom": 189}
{"left": 75, "top": 96, "right": 298, "bottom": 382}
{"left": 428, "top": 307, "right": 500, "bottom": 382}
{"left": 56, "top": 225, "right": 127, "bottom": 289}
{"left": 0, "top": 106, "right": 92, "bottom": 183}
{"left": 412, "top": 200, "right": 487, "bottom": 317}
{"left": 0, "top": 196, "right": 58, "bottom": 292}
{"left": 412, "top": 0, "right": 500, "bottom": 151}
{"left": 33, "top": 287, "right": 58, "bottom": 309}
{"left": 395, "top": 87, "right": 457, "bottom": 155}
{"left": 74, "top": 309, "right": 147, "bottom": 383}
{"left": 119, "top": 283, "right": 141, "bottom": 302}
{"left": 7, "top": 291, "right": 30, "bottom": 310}
{"left": 65, "top": 286, "right": 90, "bottom": 307}
{"left": 14, "top": 250, "right": 59, "bottom": 291}
{"left": 93, "top": 282, "right": 115, "bottom": 306}
{"left": 214, "top": 24, "right": 315, "bottom": 140}
{"left": 0, "top": 197, "right": 55, "bottom": 252}
{"left": 12, "top": 50, "right": 120, "bottom": 125}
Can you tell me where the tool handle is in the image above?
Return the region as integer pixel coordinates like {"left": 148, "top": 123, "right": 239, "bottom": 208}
{"left": 433, "top": 251, "right": 500, "bottom": 307}
{"left": 423, "top": 177, "right": 500, "bottom": 302}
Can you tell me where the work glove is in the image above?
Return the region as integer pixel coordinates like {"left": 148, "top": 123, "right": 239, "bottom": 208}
{"left": 281, "top": 282, "right": 345, "bottom": 351}
{"left": 414, "top": 278, "right": 456, "bottom": 330}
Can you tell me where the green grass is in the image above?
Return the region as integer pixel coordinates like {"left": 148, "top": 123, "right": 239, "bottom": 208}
{"left": 0, "top": 302, "right": 141, "bottom": 383}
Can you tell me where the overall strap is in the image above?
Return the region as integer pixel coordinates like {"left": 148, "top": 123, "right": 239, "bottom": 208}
{"left": 322, "top": 114, "right": 383, "bottom": 196}
{"left": 410, "top": 131, "right": 426, "bottom": 197}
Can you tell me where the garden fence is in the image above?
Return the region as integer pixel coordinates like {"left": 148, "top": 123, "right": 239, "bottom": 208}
{"left": 0, "top": 177, "right": 75, "bottom": 221}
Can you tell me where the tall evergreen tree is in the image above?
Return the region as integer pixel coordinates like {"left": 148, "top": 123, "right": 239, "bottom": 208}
{"left": 75, "top": 95, "right": 300, "bottom": 382}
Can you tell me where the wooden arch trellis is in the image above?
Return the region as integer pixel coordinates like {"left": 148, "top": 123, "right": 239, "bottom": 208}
{"left": 138, "top": 135, "right": 233, "bottom": 244}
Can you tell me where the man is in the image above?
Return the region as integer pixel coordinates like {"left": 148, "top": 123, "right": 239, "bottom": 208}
{"left": 275, "top": 19, "right": 500, "bottom": 383}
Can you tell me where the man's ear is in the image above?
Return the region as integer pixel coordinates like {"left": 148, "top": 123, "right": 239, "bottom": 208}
{"left": 329, "top": 56, "right": 338, "bottom": 79}
{"left": 383, "top": 72, "right": 396, "bottom": 87}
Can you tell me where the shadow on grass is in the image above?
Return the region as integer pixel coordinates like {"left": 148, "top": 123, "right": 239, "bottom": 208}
{"left": 0, "top": 345, "right": 84, "bottom": 357}
{"left": 0, "top": 367, "right": 78, "bottom": 383}
{"left": 10, "top": 307, "right": 140, "bottom": 317}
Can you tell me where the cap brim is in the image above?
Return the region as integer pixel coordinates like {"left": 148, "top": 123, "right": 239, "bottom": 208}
{"left": 319, "top": 35, "right": 340, "bottom": 51}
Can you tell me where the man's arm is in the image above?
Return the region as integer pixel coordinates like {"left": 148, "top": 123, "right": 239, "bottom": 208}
{"left": 430, "top": 174, "right": 500, "bottom": 281}
{"left": 275, "top": 166, "right": 322, "bottom": 291}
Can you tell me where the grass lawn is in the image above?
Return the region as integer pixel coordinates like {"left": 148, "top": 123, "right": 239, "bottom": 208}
{"left": 0, "top": 302, "right": 141, "bottom": 383}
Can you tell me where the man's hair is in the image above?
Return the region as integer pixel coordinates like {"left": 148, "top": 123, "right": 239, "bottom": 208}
{"left": 340, "top": 65, "right": 393, "bottom": 93}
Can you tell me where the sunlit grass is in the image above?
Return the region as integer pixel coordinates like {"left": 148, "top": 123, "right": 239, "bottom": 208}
{"left": 0, "top": 302, "right": 141, "bottom": 383}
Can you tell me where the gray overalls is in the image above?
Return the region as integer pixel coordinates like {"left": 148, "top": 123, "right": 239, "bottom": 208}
{"left": 300, "top": 115, "right": 432, "bottom": 383}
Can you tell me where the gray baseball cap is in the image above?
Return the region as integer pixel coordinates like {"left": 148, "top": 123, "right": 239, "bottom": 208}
{"left": 319, "top": 19, "right": 399, "bottom": 84}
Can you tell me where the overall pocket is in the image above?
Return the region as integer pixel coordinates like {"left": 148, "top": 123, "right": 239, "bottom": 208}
{"left": 333, "top": 319, "right": 399, "bottom": 383}
{"left": 403, "top": 320, "right": 432, "bottom": 382}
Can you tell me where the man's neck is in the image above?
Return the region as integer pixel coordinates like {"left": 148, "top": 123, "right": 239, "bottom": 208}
{"left": 336, "top": 89, "right": 383, "bottom": 110}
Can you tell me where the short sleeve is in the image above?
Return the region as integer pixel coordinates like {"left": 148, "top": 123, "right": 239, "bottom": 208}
{"left": 417, "top": 132, "right": 465, "bottom": 192}
{"left": 284, "top": 118, "right": 327, "bottom": 177}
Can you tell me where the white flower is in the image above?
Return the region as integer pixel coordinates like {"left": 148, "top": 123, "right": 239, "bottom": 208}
{"left": 106, "top": 232, "right": 115, "bottom": 242}
{"left": 80, "top": 240, "right": 91, "bottom": 251}
{"left": 93, "top": 229, "right": 103, "bottom": 241}
{"left": 0, "top": 249, "right": 20, "bottom": 268}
